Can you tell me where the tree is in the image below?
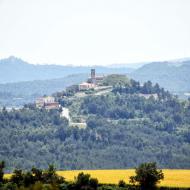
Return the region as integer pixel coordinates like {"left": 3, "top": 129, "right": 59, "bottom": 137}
{"left": 0, "top": 161, "right": 5, "bottom": 183}
{"left": 31, "top": 167, "right": 43, "bottom": 182}
{"left": 42, "top": 164, "right": 64, "bottom": 184}
{"left": 23, "top": 171, "right": 34, "bottom": 187}
{"left": 10, "top": 169, "right": 24, "bottom": 187}
{"left": 75, "top": 172, "right": 90, "bottom": 189}
{"left": 75, "top": 172, "right": 98, "bottom": 190}
{"left": 141, "top": 81, "right": 153, "bottom": 94}
{"left": 89, "top": 178, "right": 98, "bottom": 190}
{"left": 130, "top": 162, "right": 164, "bottom": 190}
{"left": 118, "top": 180, "right": 126, "bottom": 187}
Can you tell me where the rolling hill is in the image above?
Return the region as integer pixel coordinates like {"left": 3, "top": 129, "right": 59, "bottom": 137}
{"left": 130, "top": 61, "right": 190, "bottom": 97}
{"left": 0, "top": 74, "right": 88, "bottom": 107}
{"left": 0, "top": 75, "right": 190, "bottom": 170}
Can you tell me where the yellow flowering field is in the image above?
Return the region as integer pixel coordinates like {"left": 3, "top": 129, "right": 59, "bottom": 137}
{"left": 57, "top": 169, "right": 190, "bottom": 188}
{"left": 5, "top": 169, "right": 190, "bottom": 188}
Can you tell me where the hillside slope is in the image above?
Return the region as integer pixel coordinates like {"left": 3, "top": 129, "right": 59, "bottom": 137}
{"left": 0, "top": 74, "right": 88, "bottom": 107}
{"left": 0, "top": 76, "right": 190, "bottom": 170}
{"left": 130, "top": 61, "right": 190, "bottom": 96}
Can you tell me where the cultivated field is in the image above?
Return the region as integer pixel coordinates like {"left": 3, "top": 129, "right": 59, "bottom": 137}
{"left": 57, "top": 169, "right": 190, "bottom": 188}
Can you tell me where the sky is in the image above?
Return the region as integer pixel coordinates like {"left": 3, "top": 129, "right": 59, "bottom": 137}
{"left": 0, "top": 0, "right": 190, "bottom": 66}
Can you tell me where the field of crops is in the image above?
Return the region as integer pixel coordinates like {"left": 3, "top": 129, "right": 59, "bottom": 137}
{"left": 57, "top": 169, "right": 190, "bottom": 188}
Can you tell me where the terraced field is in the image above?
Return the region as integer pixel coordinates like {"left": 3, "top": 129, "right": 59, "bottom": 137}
{"left": 57, "top": 169, "right": 190, "bottom": 188}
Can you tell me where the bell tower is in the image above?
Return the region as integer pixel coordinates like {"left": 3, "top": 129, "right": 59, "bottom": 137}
{"left": 91, "top": 69, "right": 95, "bottom": 79}
{"left": 91, "top": 69, "right": 96, "bottom": 84}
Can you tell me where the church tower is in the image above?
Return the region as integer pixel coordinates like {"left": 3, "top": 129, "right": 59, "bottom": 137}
{"left": 91, "top": 69, "right": 96, "bottom": 84}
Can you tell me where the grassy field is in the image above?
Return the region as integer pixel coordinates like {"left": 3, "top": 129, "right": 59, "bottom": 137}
{"left": 56, "top": 169, "right": 190, "bottom": 188}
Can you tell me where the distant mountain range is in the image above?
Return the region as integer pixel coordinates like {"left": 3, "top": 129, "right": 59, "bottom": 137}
{"left": 0, "top": 56, "right": 190, "bottom": 107}
{"left": 0, "top": 74, "right": 88, "bottom": 107}
{"left": 130, "top": 61, "right": 190, "bottom": 95}
{"left": 0, "top": 56, "right": 134, "bottom": 83}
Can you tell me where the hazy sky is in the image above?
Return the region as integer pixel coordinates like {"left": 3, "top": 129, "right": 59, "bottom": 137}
{"left": 0, "top": 0, "right": 190, "bottom": 65}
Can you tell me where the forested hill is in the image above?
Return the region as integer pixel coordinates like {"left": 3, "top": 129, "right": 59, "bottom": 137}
{"left": 0, "top": 76, "right": 190, "bottom": 171}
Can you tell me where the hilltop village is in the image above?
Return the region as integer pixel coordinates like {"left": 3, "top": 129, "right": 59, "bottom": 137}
{"left": 35, "top": 69, "right": 105, "bottom": 109}
{"left": 35, "top": 69, "right": 110, "bottom": 128}
{"left": 34, "top": 70, "right": 163, "bottom": 129}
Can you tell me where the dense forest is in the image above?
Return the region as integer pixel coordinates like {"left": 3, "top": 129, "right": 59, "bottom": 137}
{"left": 0, "top": 77, "right": 190, "bottom": 171}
